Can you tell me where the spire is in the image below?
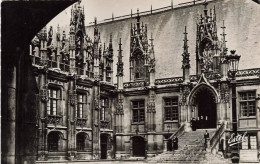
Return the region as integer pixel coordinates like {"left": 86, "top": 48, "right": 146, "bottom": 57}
{"left": 103, "top": 42, "right": 106, "bottom": 54}
{"left": 149, "top": 33, "right": 154, "bottom": 58}
{"left": 220, "top": 20, "right": 227, "bottom": 56}
{"left": 43, "top": 26, "right": 47, "bottom": 41}
{"left": 213, "top": 6, "right": 216, "bottom": 22}
{"left": 136, "top": 8, "right": 140, "bottom": 34}
{"left": 94, "top": 17, "right": 98, "bottom": 37}
{"left": 182, "top": 26, "right": 190, "bottom": 69}
{"left": 109, "top": 33, "right": 113, "bottom": 56}
{"left": 203, "top": 1, "right": 208, "bottom": 21}
{"left": 47, "top": 26, "right": 53, "bottom": 46}
{"left": 56, "top": 24, "right": 60, "bottom": 41}
{"left": 130, "top": 23, "right": 133, "bottom": 36}
{"left": 117, "top": 38, "right": 123, "bottom": 77}
{"left": 183, "top": 26, "right": 188, "bottom": 53}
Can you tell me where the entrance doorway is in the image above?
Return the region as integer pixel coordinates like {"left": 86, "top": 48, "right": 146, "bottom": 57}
{"left": 132, "top": 136, "right": 146, "bottom": 156}
{"left": 195, "top": 87, "right": 217, "bottom": 129}
{"left": 100, "top": 134, "right": 108, "bottom": 159}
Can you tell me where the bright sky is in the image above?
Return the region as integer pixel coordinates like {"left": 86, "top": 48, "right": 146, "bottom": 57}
{"left": 47, "top": 0, "right": 191, "bottom": 28}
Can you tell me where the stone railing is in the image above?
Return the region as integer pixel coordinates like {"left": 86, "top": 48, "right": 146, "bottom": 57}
{"left": 169, "top": 123, "right": 185, "bottom": 140}
{"left": 60, "top": 63, "right": 70, "bottom": 72}
{"left": 190, "top": 75, "right": 199, "bottom": 82}
{"left": 205, "top": 73, "right": 222, "bottom": 80}
{"left": 236, "top": 68, "right": 260, "bottom": 77}
{"left": 123, "top": 81, "right": 149, "bottom": 88}
{"left": 47, "top": 60, "right": 58, "bottom": 68}
{"left": 209, "top": 121, "right": 226, "bottom": 152}
{"left": 76, "top": 67, "right": 84, "bottom": 75}
{"left": 155, "top": 77, "right": 183, "bottom": 85}
{"left": 30, "top": 55, "right": 42, "bottom": 65}
{"left": 46, "top": 115, "right": 63, "bottom": 125}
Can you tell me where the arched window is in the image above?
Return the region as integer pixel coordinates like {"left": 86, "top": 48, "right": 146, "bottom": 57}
{"left": 76, "top": 133, "right": 88, "bottom": 151}
{"left": 48, "top": 131, "right": 62, "bottom": 151}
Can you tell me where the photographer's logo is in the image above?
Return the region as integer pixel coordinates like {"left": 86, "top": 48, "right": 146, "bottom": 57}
{"left": 228, "top": 132, "right": 247, "bottom": 147}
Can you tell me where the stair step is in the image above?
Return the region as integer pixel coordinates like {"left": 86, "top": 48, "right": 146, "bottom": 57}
{"left": 148, "top": 129, "right": 234, "bottom": 163}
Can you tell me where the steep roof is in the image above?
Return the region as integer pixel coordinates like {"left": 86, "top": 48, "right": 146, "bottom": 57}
{"left": 85, "top": 0, "right": 260, "bottom": 83}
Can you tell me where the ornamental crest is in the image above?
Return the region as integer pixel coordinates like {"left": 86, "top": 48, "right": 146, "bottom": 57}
{"left": 40, "top": 85, "right": 49, "bottom": 102}
{"left": 220, "top": 83, "right": 230, "bottom": 103}
{"left": 94, "top": 98, "right": 99, "bottom": 110}
{"left": 180, "top": 85, "right": 191, "bottom": 105}
{"left": 115, "top": 98, "right": 124, "bottom": 115}
{"left": 147, "top": 94, "right": 156, "bottom": 113}
{"left": 69, "top": 91, "right": 77, "bottom": 106}
{"left": 148, "top": 58, "right": 155, "bottom": 73}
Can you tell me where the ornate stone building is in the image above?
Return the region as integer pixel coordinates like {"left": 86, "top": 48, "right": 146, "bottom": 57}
{"left": 30, "top": 0, "right": 260, "bottom": 162}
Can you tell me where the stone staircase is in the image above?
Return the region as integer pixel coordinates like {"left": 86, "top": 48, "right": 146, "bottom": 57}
{"left": 148, "top": 129, "right": 232, "bottom": 163}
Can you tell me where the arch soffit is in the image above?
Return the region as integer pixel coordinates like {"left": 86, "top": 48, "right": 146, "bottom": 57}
{"left": 130, "top": 135, "right": 147, "bottom": 141}
{"left": 47, "top": 130, "right": 64, "bottom": 140}
{"left": 188, "top": 74, "right": 219, "bottom": 104}
{"left": 76, "top": 131, "right": 90, "bottom": 140}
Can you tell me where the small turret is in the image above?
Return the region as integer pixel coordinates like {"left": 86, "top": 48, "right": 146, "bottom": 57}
{"left": 117, "top": 38, "right": 124, "bottom": 90}
{"left": 182, "top": 26, "right": 190, "bottom": 83}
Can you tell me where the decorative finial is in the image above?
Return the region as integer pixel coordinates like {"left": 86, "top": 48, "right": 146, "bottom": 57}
{"left": 230, "top": 50, "right": 236, "bottom": 55}
{"left": 182, "top": 26, "right": 190, "bottom": 69}
{"left": 117, "top": 38, "right": 124, "bottom": 77}
{"left": 221, "top": 20, "right": 227, "bottom": 56}
{"left": 94, "top": 17, "right": 97, "bottom": 26}
{"left": 150, "top": 33, "right": 154, "bottom": 47}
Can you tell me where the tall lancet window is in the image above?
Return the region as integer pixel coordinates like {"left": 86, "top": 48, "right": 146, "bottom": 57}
{"left": 134, "top": 50, "right": 145, "bottom": 80}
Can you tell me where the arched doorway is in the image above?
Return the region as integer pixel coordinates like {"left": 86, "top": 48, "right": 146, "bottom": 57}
{"left": 195, "top": 88, "right": 217, "bottom": 128}
{"left": 189, "top": 83, "right": 218, "bottom": 129}
{"left": 47, "top": 131, "right": 63, "bottom": 151}
{"left": 100, "top": 133, "right": 108, "bottom": 159}
{"left": 76, "top": 132, "right": 89, "bottom": 151}
{"left": 132, "top": 136, "right": 146, "bottom": 157}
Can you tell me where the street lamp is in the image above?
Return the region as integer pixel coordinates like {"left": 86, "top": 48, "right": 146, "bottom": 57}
{"left": 226, "top": 50, "right": 240, "bottom": 163}
{"left": 167, "top": 124, "right": 171, "bottom": 151}
{"left": 167, "top": 124, "right": 171, "bottom": 138}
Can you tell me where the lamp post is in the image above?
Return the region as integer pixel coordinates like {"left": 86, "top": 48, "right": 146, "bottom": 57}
{"left": 226, "top": 50, "right": 240, "bottom": 163}
{"left": 167, "top": 124, "right": 171, "bottom": 138}
{"left": 167, "top": 124, "right": 171, "bottom": 151}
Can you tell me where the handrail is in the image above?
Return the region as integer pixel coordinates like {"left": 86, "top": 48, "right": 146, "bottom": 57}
{"left": 168, "top": 123, "right": 185, "bottom": 140}
{"left": 209, "top": 121, "right": 226, "bottom": 151}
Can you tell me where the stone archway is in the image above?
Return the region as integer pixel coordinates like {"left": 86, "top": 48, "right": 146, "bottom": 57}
{"left": 132, "top": 136, "right": 146, "bottom": 157}
{"left": 100, "top": 133, "right": 108, "bottom": 159}
{"left": 188, "top": 83, "right": 219, "bottom": 129}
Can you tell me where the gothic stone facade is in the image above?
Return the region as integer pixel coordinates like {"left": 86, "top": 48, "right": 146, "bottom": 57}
{"left": 30, "top": 0, "right": 260, "bottom": 161}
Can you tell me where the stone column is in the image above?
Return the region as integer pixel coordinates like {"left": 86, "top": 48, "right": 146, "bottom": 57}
{"left": 67, "top": 77, "right": 77, "bottom": 161}
{"left": 2, "top": 63, "right": 16, "bottom": 164}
